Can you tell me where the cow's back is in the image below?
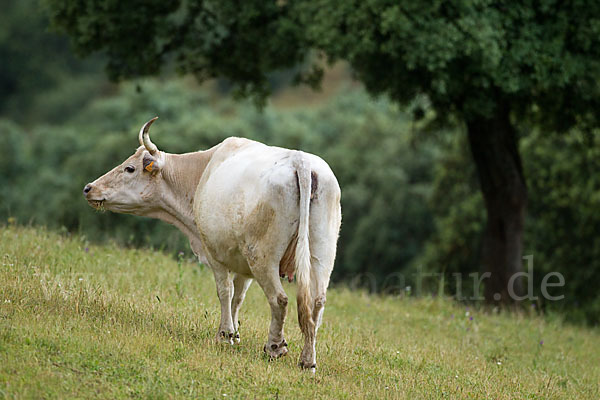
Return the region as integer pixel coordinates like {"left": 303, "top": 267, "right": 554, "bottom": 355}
{"left": 192, "top": 137, "right": 339, "bottom": 275}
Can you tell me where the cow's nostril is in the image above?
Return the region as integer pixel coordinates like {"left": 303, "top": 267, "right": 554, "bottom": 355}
{"left": 83, "top": 184, "right": 92, "bottom": 195}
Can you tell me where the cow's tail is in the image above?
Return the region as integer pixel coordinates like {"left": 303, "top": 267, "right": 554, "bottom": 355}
{"left": 294, "top": 153, "right": 314, "bottom": 339}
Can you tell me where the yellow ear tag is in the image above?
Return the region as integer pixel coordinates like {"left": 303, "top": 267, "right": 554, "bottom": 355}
{"left": 145, "top": 161, "right": 154, "bottom": 172}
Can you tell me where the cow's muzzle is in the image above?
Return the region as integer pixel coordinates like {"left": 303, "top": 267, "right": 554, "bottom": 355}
{"left": 83, "top": 183, "right": 105, "bottom": 210}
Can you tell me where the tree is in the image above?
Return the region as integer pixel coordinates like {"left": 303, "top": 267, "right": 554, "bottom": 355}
{"left": 45, "top": 0, "right": 600, "bottom": 303}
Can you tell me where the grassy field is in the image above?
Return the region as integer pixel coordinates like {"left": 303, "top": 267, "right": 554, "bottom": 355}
{"left": 0, "top": 226, "right": 598, "bottom": 399}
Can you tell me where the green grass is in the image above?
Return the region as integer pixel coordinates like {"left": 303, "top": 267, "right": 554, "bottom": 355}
{"left": 0, "top": 226, "right": 598, "bottom": 399}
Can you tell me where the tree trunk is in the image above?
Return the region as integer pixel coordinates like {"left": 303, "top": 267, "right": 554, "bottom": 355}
{"left": 466, "top": 105, "right": 527, "bottom": 304}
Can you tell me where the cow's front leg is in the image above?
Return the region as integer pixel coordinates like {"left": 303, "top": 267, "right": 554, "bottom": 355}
{"left": 254, "top": 271, "right": 289, "bottom": 359}
{"left": 231, "top": 274, "right": 253, "bottom": 343}
{"left": 212, "top": 267, "right": 235, "bottom": 344}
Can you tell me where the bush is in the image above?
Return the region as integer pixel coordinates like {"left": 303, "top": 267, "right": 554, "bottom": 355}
{"left": 1, "top": 80, "right": 437, "bottom": 286}
{"left": 416, "top": 127, "right": 600, "bottom": 325}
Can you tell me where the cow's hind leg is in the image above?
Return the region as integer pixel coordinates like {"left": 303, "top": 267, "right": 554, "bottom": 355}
{"left": 211, "top": 266, "right": 236, "bottom": 344}
{"left": 231, "top": 274, "right": 252, "bottom": 343}
{"left": 299, "top": 266, "right": 329, "bottom": 370}
{"left": 299, "top": 192, "right": 341, "bottom": 370}
{"left": 253, "top": 268, "right": 289, "bottom": 359}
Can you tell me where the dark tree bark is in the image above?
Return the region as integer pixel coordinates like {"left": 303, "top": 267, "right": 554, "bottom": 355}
{"left": 466, "top": 104, "right": 527, "bottom": 304}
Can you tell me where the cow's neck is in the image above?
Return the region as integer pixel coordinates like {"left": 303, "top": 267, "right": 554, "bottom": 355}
{"left": 146, "top": 148, "right": 216, "bottom": 257}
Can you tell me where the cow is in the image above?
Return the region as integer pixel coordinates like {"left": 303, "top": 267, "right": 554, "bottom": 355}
{"left": 83, "top": 117, "right": 341, "bottom": 371}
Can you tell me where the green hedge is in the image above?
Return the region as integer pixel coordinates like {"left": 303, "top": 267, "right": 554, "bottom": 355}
{"left": 416, "top": 128, "right": 600, "bottom": 325}
{"left": 0, "top": 80, "right": 436, "bottom": 286}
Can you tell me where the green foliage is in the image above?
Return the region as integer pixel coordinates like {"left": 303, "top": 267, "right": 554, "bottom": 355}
{"left": 302, "top": 0, "right": 600, "bottom": 122}
{"left": 2, "top": 226, "right": 599, "bottom": 398}
{"left": 0, "top": 0, "right": 103, "bottom": 122}
{"left": 522, "top": 129, "right": 600, "bottom": 324}
{"left": 0, "top": 121, "right": 28, "bottom": 216}
{"left": 413, "top": 133, "right": 485, "bottom": 296}
{"left": 417, "top": 128, "right": 600, "bottom": 324}
{"left": 45, "top": 0, "right": 600, "bottom": 126}
{"left": 0, "top": 79, "right": 436, "bottom": 283}
{"left": 44, "top": 0, "right": 308, "bottom": 103}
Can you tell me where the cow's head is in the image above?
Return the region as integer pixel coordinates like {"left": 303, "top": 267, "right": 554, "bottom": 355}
{"left": 83, "top": 117, "right": 165, "bottom": 215}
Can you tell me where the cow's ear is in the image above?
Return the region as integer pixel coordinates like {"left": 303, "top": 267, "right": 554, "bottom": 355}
{"left": 143, "top": 154, "right": 160, "bottom": 173}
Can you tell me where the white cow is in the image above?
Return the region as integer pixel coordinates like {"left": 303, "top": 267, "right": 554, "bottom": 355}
{"left": 83, "top": 117, "right": 341, "bottom": 370}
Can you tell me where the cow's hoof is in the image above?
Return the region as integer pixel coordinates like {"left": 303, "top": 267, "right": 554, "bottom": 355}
{"left": 299, "top": 360, "right": 317, "bottom": 372}
{"left": 216, "top": 330, "right": 235, "bottom": 345}
{"left": 263, "top": 339, "right": 288, "bottom": 359}
{"left": 233, "top": 332, "right": 240, "bottom": 344}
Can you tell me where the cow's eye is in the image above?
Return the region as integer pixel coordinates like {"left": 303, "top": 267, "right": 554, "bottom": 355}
{"left": 124, "top": 166, "right": 135, "bottom": 173}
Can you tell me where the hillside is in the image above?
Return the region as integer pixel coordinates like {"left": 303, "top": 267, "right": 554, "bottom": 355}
{"left": 1, "top": 226, "right": 598, "bottom": 399}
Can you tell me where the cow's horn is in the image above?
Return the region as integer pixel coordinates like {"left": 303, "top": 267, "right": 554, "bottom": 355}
{"left": 138, "top": 116, "right": 159, "bottom": 154}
